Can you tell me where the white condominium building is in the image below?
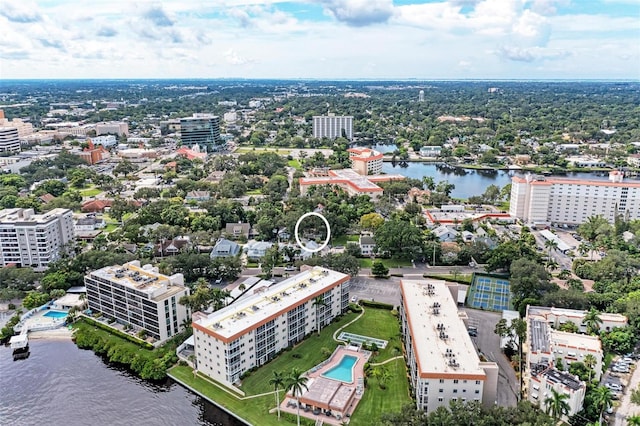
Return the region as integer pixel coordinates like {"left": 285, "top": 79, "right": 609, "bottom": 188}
{"left": 193, "top": 267, "right": 351, "bottom": 386}
{"left": 313, "top": 114, "right": 353, "bottom": 140}
{"left": 347, "top": 148, "right": 383, "bottom": 175}
{"left": 0, "top": 208, "right": 74, "bottom": 269}
{"left": 510, "top": 172, "right": 640, "bottom": 225}
{"left": 85, "top": 261, "right": 190, "bottom": 343}
{"left": 529, "top": 367, "right": 586, "bottom": 420}
{"left": 399, "top": 279, "right": 498, "bottom": 412}
{"left": 95, "top": 121, "right": 129, "bottom": 136}
{"left": 0, "top": 127, "right": 21, "bottom": 152}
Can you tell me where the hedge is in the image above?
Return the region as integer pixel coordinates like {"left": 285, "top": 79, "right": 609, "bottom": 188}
{"left": 359, "top": 300, "right": 394, "bottom": 310}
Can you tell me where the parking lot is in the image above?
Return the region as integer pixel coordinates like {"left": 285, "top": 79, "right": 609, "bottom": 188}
{"left": 348, "top": 277, "right": 401, "bottom": 307}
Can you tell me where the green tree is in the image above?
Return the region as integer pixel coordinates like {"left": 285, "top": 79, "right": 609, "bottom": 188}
{"left": 592, "top": 385, "right": 612, "bottom": 426}
{"left": 22, "top": 291, "right": 50, "bottom": 309}
{"left": 509, "top": 258, "right": 556, "bottom": 309}
{"left": 628, "top": 416, "right": 640, "bottom": 426}
{"left": 269, "top": 371, "right": 285, "bottom": 421}
{"left": 544, "top": 388, "right": 570, "bottom": 420}
{"left": 584, "top": 353, "right": 597, "bottom": 382}
{"left": 371, "top": 261, "right": 389, "bottom": 278}
{"left": 374, "top": 217, "right": 423, "bottom": 260}
{"left": 286, "top": 367, "right": 309, "bottom": 426}
{"left": 359, "top": 212, "right": 385, "bottom": 231}
{"left": 583, "top": 308, "right": 603, "bottom": 335}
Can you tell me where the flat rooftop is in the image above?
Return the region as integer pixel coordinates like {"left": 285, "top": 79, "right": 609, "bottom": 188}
{"left": 300, "top": 169, "right": 405, "bottom": 192}
{"left": 527, "top": 306, "right": 627, "bottom": 325}
{"left": 400, "top": 279, "right": 485, "bottom": 379}
{"left": 542, "top": 368, "right": 584, "bottom": 391}
{"left": 551, "top": 330, "right": 601, "bottom": 353}
{"left": 88, "top": 262, "right": 185, "bottom": 301}
{"left": 529, "top": 319, "right": 551, "bottom": 353}
{"left": 0, "top": 208, "right": 70, "bottom": 224}
{"left": 195, "top": 267, "right": 349, "bottom": 342}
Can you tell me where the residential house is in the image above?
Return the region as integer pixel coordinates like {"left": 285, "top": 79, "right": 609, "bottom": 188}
{"left": 210, "top": 238, "right": 240, "bottom": 258}
{"left": 225, "top": 222, "right": 251, "bottom": 240}
{"left": 359, "top": 235, "right": 376, "bottom": 256}
{"left": 245, "top": 241, "right": 273, "bottom": 260}
{"left": 75, "top": 217, "right": 106, "bottom": 232}
{"left": 38, "top": 193, "right": 55, "bottom": 204}
{"left": 432, "top": 225, "right": 459, "bottom": 242}
{"left": 185, "top": 191, "right": 211, "bottom": 202}
{"left": 156, "top": 237, "right": 191, "bottom": 257}
{"left": 461, "top": 231, "right": 475, "bottom": 242}
{"left": 81, "top": 199, "right": 112, "bottom": 213}
{"left": 407, "top": 187, "right": 430, "bottom": 204}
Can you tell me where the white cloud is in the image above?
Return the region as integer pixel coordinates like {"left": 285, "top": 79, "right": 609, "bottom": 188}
{"left": 497, "top": 45, "right": 570, "bottom": 62}
{"left": 224, "top": 48, "right": 254, "bottom": 65}
{"left": 316, "top": 0, "right": 395, "bottom": 26}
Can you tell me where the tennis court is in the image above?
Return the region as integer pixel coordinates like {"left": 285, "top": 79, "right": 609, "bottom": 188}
{"left": 466, "top": 273, "right": 514, "bottom": 312}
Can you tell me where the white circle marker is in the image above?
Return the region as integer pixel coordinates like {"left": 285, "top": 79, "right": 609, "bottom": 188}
{"left": 294, "top": 212, "right": 331, "bottom": 253}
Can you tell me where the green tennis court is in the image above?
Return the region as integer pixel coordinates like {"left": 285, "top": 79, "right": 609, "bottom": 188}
{"left": 467, "top": 273, "right": 514, "bottom": 312}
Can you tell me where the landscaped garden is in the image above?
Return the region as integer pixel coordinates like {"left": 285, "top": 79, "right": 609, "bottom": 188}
{"left": 358, "top": 257, "right": 413, "bottom": 269}
{"left": 169, "top": 307, "right": 411, "bottom": 425}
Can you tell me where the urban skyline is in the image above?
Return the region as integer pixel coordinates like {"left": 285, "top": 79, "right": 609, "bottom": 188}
{"left": 2, "top": 0, "right": 639, "bottom": 80}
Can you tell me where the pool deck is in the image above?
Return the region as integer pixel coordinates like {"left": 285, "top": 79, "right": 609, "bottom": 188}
{"left": 278, "top": 345, "right": 370, "bottom": 425}
{"left": 21, "top": 309, "right": 68, "bottom": 333}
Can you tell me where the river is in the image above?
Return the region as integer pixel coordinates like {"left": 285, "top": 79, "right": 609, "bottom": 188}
{"left": 0, "top": 340, "right": 247, "bottom": 426}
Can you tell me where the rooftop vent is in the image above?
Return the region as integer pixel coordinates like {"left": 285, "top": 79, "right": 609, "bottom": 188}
{"left": 212, "top": 323, "right": 222, "bottom": 329}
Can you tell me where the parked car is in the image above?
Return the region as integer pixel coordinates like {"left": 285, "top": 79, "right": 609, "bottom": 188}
{"left": 284, "top": 266, "right": 297, "bottom": 271}
{"left": 606, "top": 383, "right": 623, "bottom": 392}
{"left": 468, "top": 327, "right": 478, "bottom": 337}
{"left": 612, "top": 365, "right": 629, "bottom": 373}
{"left": 351, "top": 296, "right": 358, "bottom": 303}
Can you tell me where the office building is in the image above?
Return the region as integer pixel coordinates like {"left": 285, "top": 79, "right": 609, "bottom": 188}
{"left": 180, "top": 114, "right": 223, "bottom": 152}
{"left": 529, "top": 367, "right": 586, "bottom": 420}
{"left": 510, "top": 172, "right": 640, "bottom": 225}
{"left": 90, "top": 135, "right": 117, "bottom": 147}
{"left": 0, "top": 127, "right": 21, "bottom": 153}
{"left": 192, "top": 267, "right": 350, "bottom": 386}
{"left": 399, "top": 279, "right": 498, "bottom": 412}
{"left": 419, "top": 90, "right": 425, "bottom": 102}
{"left": 0, "top": 110, "right": 34, "bottom": 138}
{"left": 299, "top": 169, "right": 404, "bottom": 200}
{"left": 85, "top": 260, "right": 190, "bottom": 343}
{"left": 348, "top": 147, "right": 383, "bottom": 175}
{"left": 0, "top": 208, "right": 74, "bottom": 269}
{"left": 96, "top": 121, "right": 129, "bottom": 137}
{"left": 313, "top": 114, "right": 353, "bottom": 140}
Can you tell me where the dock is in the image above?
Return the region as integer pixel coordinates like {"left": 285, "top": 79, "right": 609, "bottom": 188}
{"left": 9, "top": 333, "right": 29, "bottom": 360}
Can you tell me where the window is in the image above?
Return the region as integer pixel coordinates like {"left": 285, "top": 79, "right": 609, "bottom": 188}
{"left": 453, "top": 379, "right": 459, "bottom": 384}
{"left": 439, "top": 379, "right": 444, "bottom": 383}
{"left": 475, "top": 380, "right": 481, "bottom": 385}
{"left": 438, "top": 397, "right": 444, "bottom": 402}
{"left": 439, "top": 389, "right": 444, "bottom": 393}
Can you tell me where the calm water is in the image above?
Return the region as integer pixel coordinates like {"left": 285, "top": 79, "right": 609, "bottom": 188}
{"left": 0, "top": 340, "right": 247, "bottom": 426}
{"left": 381, "top": 162, "right": 623, "bottom": 199}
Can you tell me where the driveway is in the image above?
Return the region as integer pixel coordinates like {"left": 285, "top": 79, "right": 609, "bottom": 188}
{"left": 463, "top": 308, "right": 519, "bottom": 407}
{"left": 612, "top": 359, "right": 640, "bottom": 425}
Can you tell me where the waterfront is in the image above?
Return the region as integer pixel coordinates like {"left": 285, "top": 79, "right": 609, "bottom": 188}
{"left": 0, "top": 340, "right": 246, "bottom": 426}
{"left": 381, "top": 161, "right": 625, "bottom": 200}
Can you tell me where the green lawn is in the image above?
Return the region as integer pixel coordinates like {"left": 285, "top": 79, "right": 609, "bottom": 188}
{"left": 169, "top": 308, "right": 410, "bottom": 425}
{"left": 235, "top": 147, "right": 291, "bottom": 155}
{"left": 287, "top": 159, "right": 302, "bottom": 170}
{"left": 424, "top": 273, "right": 472, "bottom": 284}
{"left": 341, "top": 309, "right": 402, "bottom": 362}
{"left": 332, "top": 234, "right": 359, "bottom": 246}
{"left": 80, "top": 187, "right": 102, "bottom": 197}
{"left": 104, "top": 223, "right": 120, "bottom": 233}
{"left": 246, "top": 189, "right": 262, "bottom": 195}
{"left": 349, "top": 358, "right": 411, "bottom": 426}
{"left": 359, "top": 258, "right": 413, "bottom": 269}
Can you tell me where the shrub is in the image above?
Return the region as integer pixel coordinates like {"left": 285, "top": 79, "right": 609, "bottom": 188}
{"left": 360, "top": 300, "right": 394, "bottom": 310}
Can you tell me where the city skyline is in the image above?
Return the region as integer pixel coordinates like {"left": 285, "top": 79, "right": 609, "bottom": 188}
{"left": 2, "top": 0, "right": 639, "bottom": 81}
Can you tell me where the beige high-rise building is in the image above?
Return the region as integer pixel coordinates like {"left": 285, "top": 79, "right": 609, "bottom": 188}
{"left": 312, "top": 114, "right": 353, "bottom": 140}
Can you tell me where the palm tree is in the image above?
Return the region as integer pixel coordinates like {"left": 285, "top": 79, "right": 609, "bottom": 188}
{"left": 286, "top": 368, "right": 309, "bottom": 426}
{"left": 592, "top": 385, "right": 613, "bottom": 426}
{"left": 312, "top": 296, "right": 327, "bottom": 336}
{"left": 584, "top": 354, "right": 597, "bottom": 382}
{"left": 373, "top": 365, "right": 391, "bottom": 389}
{"left": 583, "top": 308, "right": 603, "bottom": 335}
{"left": 269, "top": 371, "right": 285, "bottom": 421}
{"left": 544, "top": 238, "right": 559, "bottom": 261}
{"left": 544, "top": 388, "right": 570, "bottom": 420}
{"left": 78, "top": 293, "right": 88, "bottom": 311}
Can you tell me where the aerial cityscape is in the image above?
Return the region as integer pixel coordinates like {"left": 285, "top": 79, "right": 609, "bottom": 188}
{"left": 2, "top": 1, "right": 640, "bottom": 426}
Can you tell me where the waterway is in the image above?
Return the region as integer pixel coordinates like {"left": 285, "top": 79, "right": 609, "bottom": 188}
{"left": 0, "top": 340, "right": 247, "bottom": 426}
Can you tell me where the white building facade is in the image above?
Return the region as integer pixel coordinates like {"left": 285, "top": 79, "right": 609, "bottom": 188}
{"left": 529, "top": 368, "right": 586, "bottom": 420}
{"left": 85, "top": 261, "right": 190, "bottom": 343}
{"left": 510, "top": 172, "right": 640, "bottom": 225}
{"left": 400, "top": 279, "right": 498, "bottom": 413}
{"left": 96, "top": 121, "right": 129, "bottom": 136}
{"left": 0, "top": 127, "right": 21, "bottom": 152}
{"left": 192, "top": 267, "right": 350, "bottom": 387}
{"left": 0, "top": 208, "right": 74, "bottom": 269}
{"left": 312, "top": 115, "right": 353, "bottom": 140}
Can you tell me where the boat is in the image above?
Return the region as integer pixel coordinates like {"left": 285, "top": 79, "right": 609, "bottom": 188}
{"left": 10, "top": 334, "right": 30, "bottom": 361}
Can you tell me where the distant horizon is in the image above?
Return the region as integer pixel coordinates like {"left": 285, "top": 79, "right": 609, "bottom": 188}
{"left": 2, "top": 78, "right": 639, "bottom": 83}
{"left": 2, "top": 1, "right": 639, "bottom": 80}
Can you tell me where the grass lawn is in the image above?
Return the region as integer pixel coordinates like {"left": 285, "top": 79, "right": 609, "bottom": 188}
{"left": 349, "top": 358, "right": 411, "bottom": 426}
{"left": 104, "top": 223, "right": 120, "bottom": 233}
{"left": 169, "top": 365, "right": 281, "bottom": 426}
{"left": 341, "top": 309, "right": 402, "bottom": 362}
{"left": 246, "top": 189, "right": 262, "bottom": 195}
{"left": 287, "top": 159, "right": 302, "bottom": 170}
{"left": 240, "top": 312, "right": 358, "bottom": 395}
{"left": 359, "top": 258, "right": 413, "bottom": 269}
{"left": 80, "top": 187, "right": 102, "bottom": 197}
{"left": 332, "top": 234, "right": 359, "bottom": 246}
{"left": 424, "top": 273, "right": 473, "bottom": 284}
{"left": 236, "top": 147, "right": 291, "bottom": 155}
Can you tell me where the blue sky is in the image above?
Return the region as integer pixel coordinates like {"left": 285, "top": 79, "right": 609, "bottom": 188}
{"left": 1, "top": 0, "right": 639, "bottom": 80}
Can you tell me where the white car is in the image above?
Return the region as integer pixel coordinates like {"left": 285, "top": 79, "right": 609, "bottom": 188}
{"left": 606, "top": 383, "right": 623, "bottom": 392}
{"left": 351, "top": 296, "right": 358, "bottom": 303}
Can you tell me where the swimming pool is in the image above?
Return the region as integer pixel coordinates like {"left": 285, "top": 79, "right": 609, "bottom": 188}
{"left": 43, "top": 310, "right": 68, "bottom": 320}
{"left": 322, "top": 355, "right": 357, "bottom": 383}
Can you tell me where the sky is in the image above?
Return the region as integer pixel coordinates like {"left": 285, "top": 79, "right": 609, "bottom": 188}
{"left": 1, "top": 0, "right": 639, "bottom": 80}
